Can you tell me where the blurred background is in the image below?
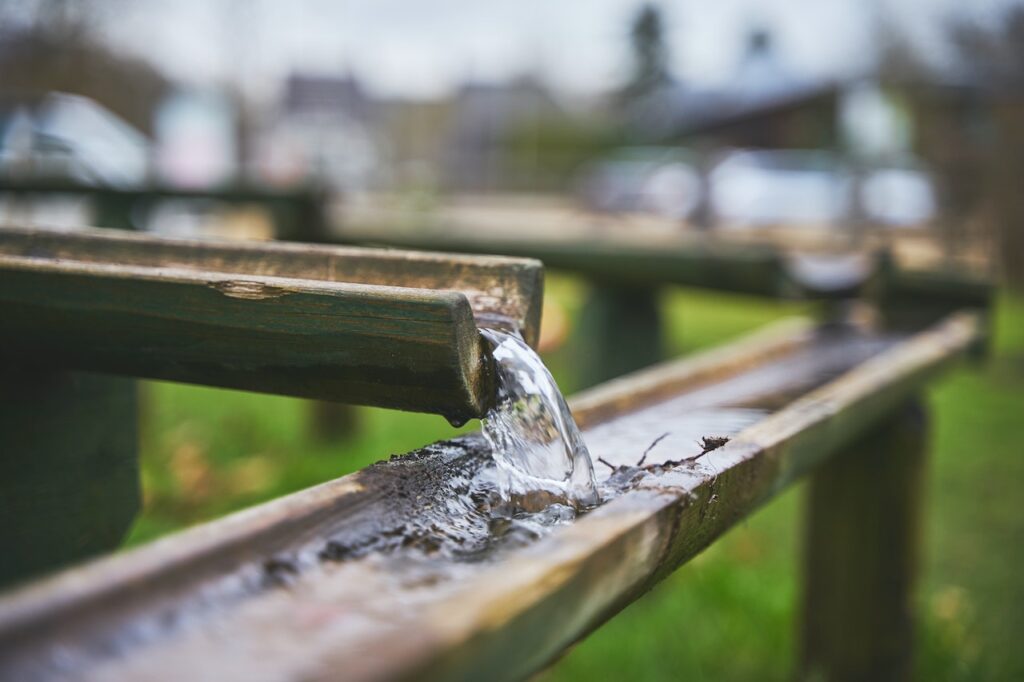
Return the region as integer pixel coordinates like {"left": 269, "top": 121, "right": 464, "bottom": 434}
{"left": 1, "top": 0, "right": 1022, "bottom": 679}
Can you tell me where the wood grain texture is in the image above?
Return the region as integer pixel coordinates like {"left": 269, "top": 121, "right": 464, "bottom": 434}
{"left": 0, "top": 226, "right": 544, "bottom": 346}
{"left": 0, "top": 228, "right": 544, "bottom": 420}
{"left": 0, "top": 313, "right": 979, "bottom": 681}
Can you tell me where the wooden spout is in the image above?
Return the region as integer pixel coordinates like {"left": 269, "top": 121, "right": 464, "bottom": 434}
{"left": 0, "top": 227, "right": 544, "bottom": 421}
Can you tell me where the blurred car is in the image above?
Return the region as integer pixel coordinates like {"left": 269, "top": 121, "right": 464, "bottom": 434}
{"left": 860, "top": 166, "right": 936, "bottom": 227}
{"left": 577, "top": 148, "right": 701, "bottom": 220}
{"left": 0, "top": 92, "right": 150, "bottom": 187}
{"left": 709, "top": 149, "right": 851, "bottom": 226}
{"left": 709, "top": 149, "right": 936, "bottom": 228}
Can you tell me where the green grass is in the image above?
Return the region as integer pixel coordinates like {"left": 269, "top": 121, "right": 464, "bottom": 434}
{"left": 126, "top": 280, "right": 1024, "bottom": 680}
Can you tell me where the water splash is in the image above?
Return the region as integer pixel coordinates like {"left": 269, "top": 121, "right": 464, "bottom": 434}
{"left": 479, "top": 328, "right": 600, "bottom": 510}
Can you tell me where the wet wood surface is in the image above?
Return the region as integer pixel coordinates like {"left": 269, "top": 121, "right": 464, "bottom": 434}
{"left": 0, "top": 227, "right": 544, "bottom": 421}
{"left": 0, "top": 312, "right": 979, "bottom": 681}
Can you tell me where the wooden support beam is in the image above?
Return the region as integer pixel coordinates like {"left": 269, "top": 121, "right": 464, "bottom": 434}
{"left": 573, "top": 282, "right": 663, "bottom": 388}
{"left": 875, "top": 256, "right": 993, "bottom": 341}
{"left": 0, "top": 313, "right": 979, "bottom": 681}
{"left": 0, "top": 371, "right": 139, "bottom": 588}
{"left": 800, "top": 399, "right": 927, "bottom": 682}
{"left": 0, "top": 228, "right": 544, "bottom": 422}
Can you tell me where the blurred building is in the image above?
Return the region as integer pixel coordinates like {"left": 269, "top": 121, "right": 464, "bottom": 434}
{"left": 253, "top": 73, "right": 382, "bottom": 192}
{"left": 155, "top": 90, "right": 237, "bottom": 189}
{"left": 603, "top": 30, "right": 967, "bottom": 229}
{"left": 626, "top": 30, "right": 840, "bottom": 150}
{"left": 442, "top": 78, "right": 564, "bottom": 192}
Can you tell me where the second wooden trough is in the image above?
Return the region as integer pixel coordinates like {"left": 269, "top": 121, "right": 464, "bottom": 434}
{"left": 0, "top": 311, "right": 980, "bottom": 681}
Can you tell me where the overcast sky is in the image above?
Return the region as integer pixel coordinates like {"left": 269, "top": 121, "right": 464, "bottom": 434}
{"left": 88, "top": 0, "right": 1017, "bottom": 101}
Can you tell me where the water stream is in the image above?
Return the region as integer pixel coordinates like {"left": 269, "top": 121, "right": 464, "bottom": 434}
{"left": 479, "top": 328, "right": 601, "bottom": 511}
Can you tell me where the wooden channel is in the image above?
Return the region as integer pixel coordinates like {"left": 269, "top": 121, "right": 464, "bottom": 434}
{"left": 336, "top": 225, "right": 993, "bottom": 314}
{"left": 339, "top": 225, "right": 792, "bottom": 295}
{"left": 0, "top": 227, "right": 544, "bottom": 422}
{"left": 0, "top": 312, "right": 979, "bottom": 681}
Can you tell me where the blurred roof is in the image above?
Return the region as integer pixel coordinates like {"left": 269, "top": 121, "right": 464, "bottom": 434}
{"left": 628, "top": 29, "right": 840, "bottom": 140}
{"left": 284, "top": 73, "right": 375, "bottom": 121}
{"left": 448, "top": 77, "right": 562, "bottom": 141}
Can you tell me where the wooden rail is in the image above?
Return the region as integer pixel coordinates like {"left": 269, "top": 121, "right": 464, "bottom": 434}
{"left": 337, "top": 224, "right": 991, "bottom": 309}
{"left": 340, "top": 225, "right": 792, "bottom": 295}
{"left": 0, "top": 177, "right": 328, "bottom": 240}
{"left": 334, "top": 225, "right": 991, "bottom": 388}
{"left": 0, "top": 227, "right": 544, "bottom": 421}
{"left": 0, "top": 312, "right": 980, "bottom": 681}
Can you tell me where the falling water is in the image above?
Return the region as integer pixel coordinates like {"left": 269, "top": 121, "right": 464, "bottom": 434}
{"left": 479, "top": 328, "right": 600, "bottom": 511}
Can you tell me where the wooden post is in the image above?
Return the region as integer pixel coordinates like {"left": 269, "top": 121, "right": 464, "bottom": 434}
{"left": 307, "top": 400, "right": 360, "bottom": 442}
{"left": 0, "top": 370, "right": 139, "bottom": 588}
{"left": 800, "top": 399, "right": 928, "bottom": 682}
{"left": 574, "top": 281, "right": 663, "bottom": 388}
{"left": 92, "top": 194, "right": 136, "bottom": 232}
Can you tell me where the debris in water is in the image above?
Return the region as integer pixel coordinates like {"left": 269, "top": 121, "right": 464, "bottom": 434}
{"left": 480, "top": 328, "right": 600, "bottom": 510}
{"left": 637, "top": 431, "right": 671, "bottom": 466}
{"left": 697, "top": 436, "right": 730, "bottom": 455}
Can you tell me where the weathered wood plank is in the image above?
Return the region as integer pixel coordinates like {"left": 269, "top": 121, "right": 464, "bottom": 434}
{"left": 0, "top": 254, "right": 484, "bottom": 421}
{"left": 383, "top": 314, "right": 976, "bottom": 681}
{"left": 570, "top": 315, "right": 815, "bottom": 427}
{"left": 340, "top": 226, "right": 790, "bottom": 295}
{"left": 0, "top": 228, "right": 545, "bottom": 421}
{"left": 337, "top": 226, "right": 994, "bottom": 317}
{"left": 0, "top": 313, "right": 978, "bottom": 681}
{"left": 0, "top": 227, "right": 544, "bottom": 346}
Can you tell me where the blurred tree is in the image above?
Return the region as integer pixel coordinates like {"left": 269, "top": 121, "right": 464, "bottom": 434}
{"left": 876, "top": 24, "right": 987, "bottom": 270}
{"left": 0, "top": 0, "right": 169, "bottom": 135}
{"left": 950, "top": 8, "right": 1024, "bottom": 291}
{"left": 618, "top": 4, "right": 672, "bottom": 105}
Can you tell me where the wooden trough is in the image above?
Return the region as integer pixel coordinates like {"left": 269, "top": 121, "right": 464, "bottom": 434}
{"left": 0, "top": 311, "right": 981, "bottom": 681}
{"left": 332, "top": 224, "right": 992, "bottom": 386}
{"left": 0, "top": 227, "right": 543, "bottom": 586}
{"left": 0, "top": 227, "right": 543, "bottom": 421}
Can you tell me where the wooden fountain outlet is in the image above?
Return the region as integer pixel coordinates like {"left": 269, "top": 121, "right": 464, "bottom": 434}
{"left": 0, "top": 227, "right": 544, "bottom": 585}
{"left": 0, "top": 225, "right": 991, "bottom": 681}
